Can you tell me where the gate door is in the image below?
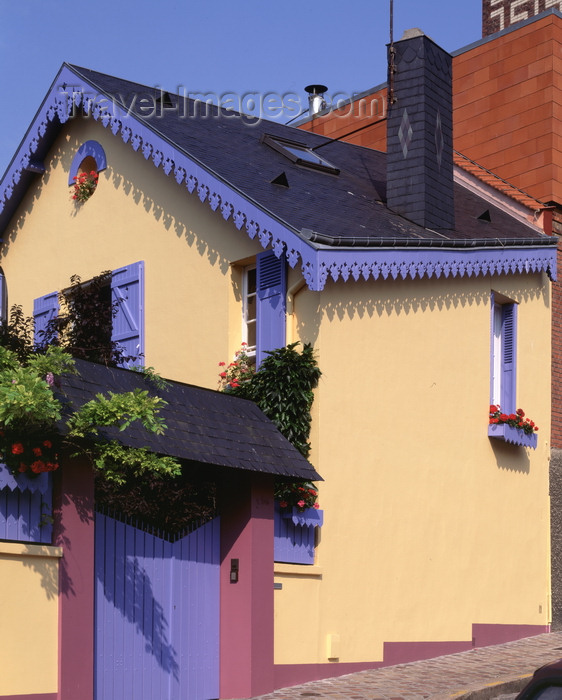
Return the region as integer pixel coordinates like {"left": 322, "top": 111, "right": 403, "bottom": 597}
{"left": 95, "top": 513, "right": 220, "bottom": 700}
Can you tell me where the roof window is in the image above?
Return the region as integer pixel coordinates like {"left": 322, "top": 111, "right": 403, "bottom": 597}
{"left": 262, "top": 134, "right": 339, "bottom": 175}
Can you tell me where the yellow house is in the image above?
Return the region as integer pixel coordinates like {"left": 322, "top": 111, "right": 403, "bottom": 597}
{"left": 0, "top": 29, "right": 557, "bottom": 700}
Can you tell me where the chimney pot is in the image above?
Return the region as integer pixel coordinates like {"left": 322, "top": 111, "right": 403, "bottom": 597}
{"left": 305, "top": 84, "right": 328, "bottom": 116}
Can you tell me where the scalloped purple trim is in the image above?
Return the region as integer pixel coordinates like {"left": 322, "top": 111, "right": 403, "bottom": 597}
{"left": 0, "top": 462, "right": 51, "bottom": 494}
{"left": 488, "top": 422, "right": 538, "bottom": 449}
{"left": 0, "top": 65, "right": 557, "bottom": 291}
{"left": 281, "top": 506, "right": 324, "bottom": 528}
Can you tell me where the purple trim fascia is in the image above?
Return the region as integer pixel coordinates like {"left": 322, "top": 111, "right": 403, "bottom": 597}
{"left": 0, "top": 64, "right": 557, "bottom": 291}
{"left": 0, "top": 462, "right": 50, "bottom": 494}
{"left": 314, "top": 246, "right": 557, "bottom": 290}
{"left": 68, "top": 140, "right": 107, "bottom": 185}
{"left": 488, "top": 423, "right": 538, "bottom": 449}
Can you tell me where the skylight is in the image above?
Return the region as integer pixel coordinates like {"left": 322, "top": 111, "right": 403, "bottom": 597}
{"left": 262, "top": 134, "right": 339, "bottom": 174}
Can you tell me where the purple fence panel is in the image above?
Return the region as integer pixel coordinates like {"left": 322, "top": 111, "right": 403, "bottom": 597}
{"left": 95, "top": 513, "right": 220, "bottom": 700}
{"left": 274, "top": 505, "right": 323, "bottom": 565}
{"left": 0, "top": 477, "right": 53, "bottom": 544}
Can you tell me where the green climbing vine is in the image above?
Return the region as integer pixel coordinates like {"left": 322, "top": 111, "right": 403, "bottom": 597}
{"left": 219, "top": 342, "right": 322, "bottom": 510}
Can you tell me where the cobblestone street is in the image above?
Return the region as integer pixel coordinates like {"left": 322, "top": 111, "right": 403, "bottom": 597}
{"left": 249, "top": 632, "right": 562, "bottom": 700}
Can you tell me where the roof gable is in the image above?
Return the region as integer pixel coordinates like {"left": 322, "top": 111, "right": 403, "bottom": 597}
{"left": 0, "top": 63, "right": 557, "bottom": 288}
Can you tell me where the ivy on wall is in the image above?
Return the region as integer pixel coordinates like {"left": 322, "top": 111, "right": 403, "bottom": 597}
{"left": 227, "top": 342, "right": 321, "bottom": 459}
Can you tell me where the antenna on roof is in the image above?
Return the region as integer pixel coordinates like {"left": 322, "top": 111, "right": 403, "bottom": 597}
{"left": 388, "top": 0, "right": 396, "bottom": 108}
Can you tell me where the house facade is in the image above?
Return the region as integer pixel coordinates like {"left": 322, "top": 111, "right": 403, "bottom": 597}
{"left": 0, "top": 27, "right": 557, "bottom": 700}
{"left": 299, "top": 1, "right": 562, "bottom": 631}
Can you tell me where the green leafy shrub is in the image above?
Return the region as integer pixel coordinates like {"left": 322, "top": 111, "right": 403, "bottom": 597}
{"left": 228, "top": 342, "right": 321, "bottom": 458}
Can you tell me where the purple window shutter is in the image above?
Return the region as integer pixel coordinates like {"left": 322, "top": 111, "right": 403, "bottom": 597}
{"left": 111, "top": 262, "right": 144, "bottom": 366}
{"left": 0, "top": 272, "right": 6, "bottom": 322}
{"left": 501, "top": 303, "right": 517, "bottom": 413}
{"left": 256, "top": 250, "right": 286, "bottom": 367}
{"left": 33, "top": 292, "right": 59, "bottom": 345}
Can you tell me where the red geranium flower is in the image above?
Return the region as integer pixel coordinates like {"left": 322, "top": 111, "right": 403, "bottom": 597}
{"left": 11, "top": 443, "right": 24, "bottom": 455}
{"left": 30, "top": 460, "right": 46, "bottom": 473}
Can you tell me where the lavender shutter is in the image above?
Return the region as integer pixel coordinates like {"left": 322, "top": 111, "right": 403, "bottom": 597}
{"left": 111, "top": 262, "right": 144, "bottom": 367}
{"left": 33, "top": 291, "right": 59, "bottom": 345}
{"left": 0, "top": 272, "right": 6, "bottom": 323}
{"left": 256, "top": 250, "right": 286, "bottom": 367}
{"left": 501, "top": 303, "right": 517, "bottom": 413}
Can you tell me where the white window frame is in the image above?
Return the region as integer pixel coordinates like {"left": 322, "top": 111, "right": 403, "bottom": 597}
{"left": 242, "top": 264, "right": 257, "bottom": 357}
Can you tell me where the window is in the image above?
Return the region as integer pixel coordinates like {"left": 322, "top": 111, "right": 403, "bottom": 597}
{"left": 33, "top": 261, "right": 144, "bottom": 367}
{"left": 242, "top": 265, "right": 256, "bottom": 356}
{"left": 490, "top": 294, "right": 517, "bottom": 413}
{"left": 261, "top": 134, "right": 339, "bottom": 174}
{"left": 488, "top": 294, "right": 536, "bottom": 447}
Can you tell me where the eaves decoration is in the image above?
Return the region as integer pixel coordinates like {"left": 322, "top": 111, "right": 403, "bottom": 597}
{"left": 0, "top": 65, "right": 557, "bottom": 290}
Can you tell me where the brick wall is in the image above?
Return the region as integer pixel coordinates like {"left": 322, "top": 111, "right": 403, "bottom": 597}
{"left": 483, "top": 1, "right": 562, "bottom": 37}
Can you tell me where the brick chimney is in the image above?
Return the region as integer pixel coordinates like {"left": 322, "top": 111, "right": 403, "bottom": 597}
{"left": 386, "top": 28, "right": 455, "bottom": 231}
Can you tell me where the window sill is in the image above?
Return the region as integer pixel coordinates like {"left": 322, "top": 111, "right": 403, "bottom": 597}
{"left": 488, "top": 423, "right": 538, "bottom": 449}
{"left": 0, "top": 541, "right": 62, "bottom": 558}
{"left": 274, "top": 563, "right": 323, "bottom": 577}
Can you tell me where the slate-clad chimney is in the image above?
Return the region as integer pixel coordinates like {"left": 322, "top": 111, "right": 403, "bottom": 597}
{"left": 386, "top": 28, "right": 455, "bottom": 230}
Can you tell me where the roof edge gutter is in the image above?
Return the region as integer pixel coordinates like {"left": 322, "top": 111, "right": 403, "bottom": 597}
{"left": 300, "top": 229, "right": 558, "bottom": 249}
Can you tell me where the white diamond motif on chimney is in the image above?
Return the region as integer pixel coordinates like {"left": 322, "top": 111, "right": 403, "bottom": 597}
{"left": 435, "top": 109, "right": 444, "bottom": 169}
{"left": 398, "top": 109, "right": 413, "bottom": 158}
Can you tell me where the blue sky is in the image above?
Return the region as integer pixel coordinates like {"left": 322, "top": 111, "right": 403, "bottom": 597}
{"left": 0, "top": 0, "right": 481, "bottom": 176}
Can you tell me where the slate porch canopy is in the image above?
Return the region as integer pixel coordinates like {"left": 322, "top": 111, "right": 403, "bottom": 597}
{"left": 55, "top": 359, "right": 320, "bottom": 481}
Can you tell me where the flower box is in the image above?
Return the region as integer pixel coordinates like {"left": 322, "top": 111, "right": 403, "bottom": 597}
{"left": 280, "top": 506, "right": 324, "bottom": 528}
{"left": 488, "top": 423, "right": 538, "bottom": 449}
{"left": 0, "top": 461, "right": 51, "bottom": 494}
{"left": 275, "top": 504, "right": 324, "bottom": 565}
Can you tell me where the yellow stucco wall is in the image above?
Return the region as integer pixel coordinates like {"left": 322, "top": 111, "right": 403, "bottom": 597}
{"left": 274, "top": 272, "right": 551, "bottom": 664}
{"left": 0, "top": 542, "right": 62, "bottom": 695}
{"left": 0, "top": 115, "right": 552, "bottom": 669}
{"left": 1, "top": 117, "right": 262, "bottom": 386}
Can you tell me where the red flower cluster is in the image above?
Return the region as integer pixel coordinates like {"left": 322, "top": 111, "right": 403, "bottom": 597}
{"left": 489, "top": 405, "right": 538, "bottom": 435}
{"left": 217, "top": 343, "right": 254, "bottom": 391}
{"left": 72, "top": 170, "right": 99, "bottom": 202}
{"left": 1, "top": 432, "right": 59, "bottom": 476}
{"left": 275, "top": 481, "right": 319, "bottom": 511}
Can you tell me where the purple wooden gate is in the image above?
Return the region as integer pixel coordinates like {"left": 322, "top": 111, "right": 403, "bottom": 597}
{"left": 95, "top": 513, "right": 220, "bottom": 700}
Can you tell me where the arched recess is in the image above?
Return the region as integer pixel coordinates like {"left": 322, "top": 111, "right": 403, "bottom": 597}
{"left": 68, "top": 140, "right": 107, "bottom": 185}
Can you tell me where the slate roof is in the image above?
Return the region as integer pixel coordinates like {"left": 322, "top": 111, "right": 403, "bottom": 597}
{"left": 55, "top": 359, "right": 320, "bottom": 481}
{"left": 60, "top": 65, "right": 551, "bottom": 246}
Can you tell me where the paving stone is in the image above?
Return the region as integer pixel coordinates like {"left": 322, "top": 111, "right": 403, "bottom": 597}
{"left": 249, "top": 632, "right": 562, "bottom": 700}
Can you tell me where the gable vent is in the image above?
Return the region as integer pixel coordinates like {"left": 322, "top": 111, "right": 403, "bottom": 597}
{"left": 478, "top": 210, "right": 491, "bottom": 222}
{"left": 271, "top": 172, "right": 289, "bottom": 187}
{"left": 155, "top": 91, "right": 174, "bottom": 108}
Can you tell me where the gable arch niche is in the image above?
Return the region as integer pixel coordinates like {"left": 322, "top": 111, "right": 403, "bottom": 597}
{"left": 68, "top": 139, "right": 107, "bottom": 185}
